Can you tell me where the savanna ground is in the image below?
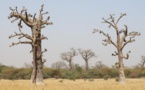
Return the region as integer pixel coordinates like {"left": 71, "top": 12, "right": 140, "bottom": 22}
{"left": 0, "top": 78, "right": 145, "bottom": 90}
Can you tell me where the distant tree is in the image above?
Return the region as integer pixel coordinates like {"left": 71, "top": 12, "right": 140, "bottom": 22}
{"left": 95, "top": 61, "right": 106, "bottom": 69}
{"left": 61, "top": 48, "right": 77, "bottom": 70}
{"left": 93, "top": 13, "right": 140, "bottom": 83}
{"left": 78, "top": 49, "right": 95, "bottom": 70}
{"left": 23, "top": 63, "right": 32, "bottom": 68}
{"left": 138, "top": 56, "right": 145, "bottom": 69}
{"left": 8, "top": 5, "right": 52, "bottom": 84}
{"left": 51, "top": 61, "right": 68, "bottom": 69}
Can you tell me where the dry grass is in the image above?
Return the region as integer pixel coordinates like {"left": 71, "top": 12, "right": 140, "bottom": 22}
{"left": 0, "top": 78, "right": 145, "bottom": 90}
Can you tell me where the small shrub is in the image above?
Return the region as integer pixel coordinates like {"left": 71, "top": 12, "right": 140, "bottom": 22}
{"left": 115, "top": 77, "right": 119, "bottom": 82}
{"left": 104, "top": 74, "right": 110, "bottom": 80}
{"left": 59, "top": 80, "right": 63, "bottom": 83}
{"left": 88, "top": 78, "right": 94, "bottom": 82}
{"left": 69, "top": 76, "right": 76, "bottom": 81}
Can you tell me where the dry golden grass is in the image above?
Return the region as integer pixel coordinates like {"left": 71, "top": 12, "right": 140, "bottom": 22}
{"left": 0, "top": 78, "right": 145, "bottom": 90}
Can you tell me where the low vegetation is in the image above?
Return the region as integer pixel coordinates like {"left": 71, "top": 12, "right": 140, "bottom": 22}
{"left": 0, "top": 79, "right": 145, "bottom": 90}
{"left": 0, "top": 64, "right": 145, "bottom": 80}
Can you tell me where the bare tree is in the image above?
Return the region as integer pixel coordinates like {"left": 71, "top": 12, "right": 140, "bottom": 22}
{"left": 95, "top": 61, "right": 106, "bottom": 69}
{"left": 93, "top": 13, "right": 140, "bottom": 83}
{"left": 8, "top": 5, "right": 52, "bottom": 84}
{"left": 61, "top": 48, "right": 77, "bottom": 70}
{"left": 51, "top": 61, "right": 68, "bottom": 69}
{"left": 78, "top": 49, "right": 95, "bottom": 70}
{"left": 138, "top": 56, "right": 145, "bottom": 69}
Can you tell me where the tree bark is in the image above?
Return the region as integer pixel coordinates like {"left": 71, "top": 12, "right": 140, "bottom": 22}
{"left": 118, "top": 52, "right": 125, "bottom": 83}
{"left": 30, "top": 27, "right": 44, "bottom": 85}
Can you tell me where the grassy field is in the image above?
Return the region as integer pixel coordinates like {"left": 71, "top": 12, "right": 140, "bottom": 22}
{"left": 0, "top": 78, "right": 145, "bottom": 90}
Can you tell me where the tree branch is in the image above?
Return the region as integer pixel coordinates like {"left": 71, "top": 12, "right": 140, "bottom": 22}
{"left": 41, "top": 16, "right": 53, "bottom": 25}
{"left": 93, "top": 29, "right": 117, "bottom": 48}
{"left": 120, "top": 25, "right": 128, "bottom": 44}
{"left": 37, "top": 35, "right": 48, "bottom": 40}
{"left": 9, "top": 41, "right": 32, "bottom": 47}
{"left": 8, "top": 6, "right": 33, "bottom": 27}
{"left": 121, "top": 31, "right": 140, "bottom": 50}
{"left": 9, "top": 30, "right": 32, "bottom": 41}
{"left": 116, "top": 13, "right": 126, "bottom": 24}
{"left": 121, "top": 37, "right": 135, "bottom": 50}
{"left": 112, "top": 51, "right": 118, "bottom": 56}
{"left": 39, "top": 48, "right": 47, "bottom": 57}
{"left": 122, "top": 51, "right": 131, "bottom": 59}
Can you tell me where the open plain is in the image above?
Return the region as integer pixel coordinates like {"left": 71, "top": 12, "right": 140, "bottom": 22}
{"left": 0, "top": 78, "right": 145, "bottom": 90}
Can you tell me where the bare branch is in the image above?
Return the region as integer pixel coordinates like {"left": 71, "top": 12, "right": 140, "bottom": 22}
{"left": 8, "top": 6, "right": 33, "bottom": 27}
{"left": 121, "top": 37, "right": 135, "bottom": 50}
{"left": 122, "top": 51, "right": 131, "bottom": 59}
{"left": 9, "top": 30, "right": 32, "bottom": 41}
{"left": 102, "top": 14, "right": 116, "bottom": 28}
{"left": 94, "top": 29, "right": 117, "bottom": 47}
{"left": 116, "top": 13, "right": 126, "bottom": 24}
{"left": 37, "top": 35, "right": 48, "bottom": 40}
{"left": 9, "top": 41, "right": 32, "bottom": 47}
{"left": 120, "top": 25, "right": 128, "bottom": 44}
{"left": 39, "top": 48, "right": 47, "bottom": 57}
{"left": 112, "top": 51, "right": 118, "bottom": 56}
{"left": 40, "top": 4, "right": 44, "bottom": 14}
{"left": 42, "top": 12, "right": 48, "bottom": 15}
{"left": 128, "top": 31, "right": 140, "bottom": 37}
{"left": 33, "top": 13, "right": 36, "bottom": 22}
{"left": 42, "top": 16, "right": 53, "bottom": 25}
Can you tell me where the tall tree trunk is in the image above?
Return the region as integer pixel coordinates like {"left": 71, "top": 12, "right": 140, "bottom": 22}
{"left": 85, "top": 60, "right": 89, "bottom": 70}
{"left": 31, "top": 28, "right": 44, "bottom": 85}
{"left": 118, "top": 52, "right": 125, "bottom": 83}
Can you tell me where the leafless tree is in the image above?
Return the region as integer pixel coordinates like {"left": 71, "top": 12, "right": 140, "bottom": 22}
{"left": 51, "top": 61, "right": 68, "bottom": 69}
{"left": 78, "top": 49, "right": 95, "bottom": 70}
{"left": 95, "top": 61, "right": 106, "bottom": 69}
{"left": 61, "top": 48, "right": 77, "bottom": 70}
{"left": 8, "top": 5, "right": 52, "bottom": 85}
{"left": 138, "top": 56, "right": 145, "bottom": 69}
{"left": 93, "top": 13, "right": 140, "bottom": 83}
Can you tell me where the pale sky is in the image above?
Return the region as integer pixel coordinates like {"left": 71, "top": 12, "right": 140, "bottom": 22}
{"left": 0, "top": 0, "right": 145, "bottom": 67}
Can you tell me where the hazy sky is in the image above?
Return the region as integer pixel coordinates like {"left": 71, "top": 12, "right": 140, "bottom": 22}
{"left": 0, "top": 0, "right": 145, "bottom": 67}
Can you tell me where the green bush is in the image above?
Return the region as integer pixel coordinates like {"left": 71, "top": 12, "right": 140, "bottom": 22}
{"left": 50, "top": 69, "right": 62, "bottom": 78}
{"left": 103, "top": 74, "right": 110, "bottom": 80}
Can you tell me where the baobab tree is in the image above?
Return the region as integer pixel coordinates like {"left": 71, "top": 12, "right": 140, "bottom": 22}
{"left": 93, "top": 13, "right": 140, "bottom": 83}
{"left": 78, "top": 49, "right": 95, "bottom": 70}
{"left": 61, "top": 48, "right": 77, "bottom": 70}
{"left": 8, "top": 5, "right": 52, "bottom": 85}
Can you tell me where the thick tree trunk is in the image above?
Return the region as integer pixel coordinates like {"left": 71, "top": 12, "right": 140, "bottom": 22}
{"left": 85, "top": 60, "right": 89, "bottom": 70}
{"left": 31, "top": 27, "right": 44, "bottom": 85}
{"left": 118, "top": 52, "right": 125, "bottom": 83}
{"left": 31, "top": 42, "right": 44, "bottom": 85}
